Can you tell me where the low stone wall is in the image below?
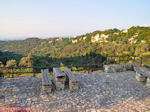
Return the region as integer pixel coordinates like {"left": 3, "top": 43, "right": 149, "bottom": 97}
{"left": 104, "top": 63, "right": 140, "bottom": 73}
{"left": 104, "top": 63, "right": 150, "bottom": 89}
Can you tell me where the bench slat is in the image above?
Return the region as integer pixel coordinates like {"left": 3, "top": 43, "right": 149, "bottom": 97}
{"left": 41, "top": 69, "right": 52, "bottom": 86}
{"left": 64, "top": 69, "right": 78, "bottom": 82}
{"left": 44, "top": 69, "right": 49, "bottom": 85}
{"left": 53, "top": 68, "right": 65, "bottom": 77}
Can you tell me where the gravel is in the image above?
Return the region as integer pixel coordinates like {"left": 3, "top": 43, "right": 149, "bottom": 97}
{"left": 0, "top": 71, "right": 150, "bottom": 111}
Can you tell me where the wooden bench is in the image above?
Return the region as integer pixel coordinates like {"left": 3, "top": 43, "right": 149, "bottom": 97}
{"left": 135, "top": 68, "right": 150, "bottom": 88}
{"left": 41, "top": 69, "right": 52, "bottom": 93}
{"left": 53, "top": 68, "right": 66, "bottom": 90}
{"left": 64, "top": 69, "right": 79, "bottom": 91}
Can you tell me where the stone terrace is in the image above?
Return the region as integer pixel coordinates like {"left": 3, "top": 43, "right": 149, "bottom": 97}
{"left": 0, "top": 71, "right": 150, "bottom": 112}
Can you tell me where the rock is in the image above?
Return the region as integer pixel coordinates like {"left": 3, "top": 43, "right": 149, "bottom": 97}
{"left": 42, "top": 85, "right": 52, "bottom": 93}
{"left": 69, "top": 80, "right": 79, "bottom": 92}
{"left": 135, "top": 72, "right": 147, "bottom": 82}
{"left": 54, "top": 76, "right": 66, "bottom": 90}
{"left": 0, "top": 94, "right": 5, "bottom": 99}
{"left": 146, "top": 78, "right": 150, "bottom": 88}
{"left": 26, "top": 100, "right": 32, "bottom": 105}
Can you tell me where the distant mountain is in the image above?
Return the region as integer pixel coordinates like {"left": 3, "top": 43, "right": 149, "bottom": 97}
{"left": 0, "top": 26, "right": 150, "bottom": 58}
{"left": 0, "top": 38, "right": 41, "bottom": 55}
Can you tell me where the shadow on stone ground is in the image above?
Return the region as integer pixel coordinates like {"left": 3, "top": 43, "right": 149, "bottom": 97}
{"left": 0, "top": 71, "right": 150, "bottom": 112}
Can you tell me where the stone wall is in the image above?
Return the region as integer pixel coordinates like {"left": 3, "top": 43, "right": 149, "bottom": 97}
{"left": 104, "top": 63, "right": 140, "bottom": 73}
{"left": 69, "top": 80, "right": 79, "bottom": 92}
{"left": 42, "top": 85, "right": 52, "bottom": 93}
{"left": 104, "top": 63, "right": 150, "bottom": 89}
{"left": 54, "top": 76, "right": 66, "bottom": 90}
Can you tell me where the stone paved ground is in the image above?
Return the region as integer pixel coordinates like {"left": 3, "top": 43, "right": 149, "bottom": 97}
{"left": 0, "top": 71, "right": 150, "bottom": 112}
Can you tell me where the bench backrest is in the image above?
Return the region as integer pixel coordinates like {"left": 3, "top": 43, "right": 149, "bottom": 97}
{"left": 64, "top": 69, "right": 78, "bottom": 82}
{"left": 53, "top": 68, "right": 65, "bottom": 78}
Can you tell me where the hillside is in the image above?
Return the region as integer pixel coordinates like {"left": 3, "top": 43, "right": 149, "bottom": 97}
{"left": 0, "top": 26, "right": 150, "bottom": 57}
{"left": 0, "top": 38, "right": 41, "bottom": 55}
{"left": 32, "top": 26, "right": 150, "bottom": 58}
{"left": 0, "top": 26, "right": 150, "bottom": 66}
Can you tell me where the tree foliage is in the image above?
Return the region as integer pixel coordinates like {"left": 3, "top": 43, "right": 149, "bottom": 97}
{"left": 0, "top": 26, "right": 149, "bottom": 72}
{"left": 6, "top": 60, "right": 17, "bottom": 67}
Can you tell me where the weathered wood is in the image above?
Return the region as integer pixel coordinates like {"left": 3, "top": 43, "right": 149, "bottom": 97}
{"left": 140, "top": 57, "right": 143, "bottom": 65}
{"left": 53, "top": 68, "right": 65, "bottom": 77}
{"left": 41, "top": 69, "right": 48, "bottom": 86}
{"left": 41, "top": 69, "right": 52, "bottom": 93}
{"left": 45, "top": 69, "right": 52, "bottom": 85}
{"left": 64, "top": 69, "right": 79, "bottom": 91}
{"left": 64, "top": 69, "right": 78, "bottom": 82}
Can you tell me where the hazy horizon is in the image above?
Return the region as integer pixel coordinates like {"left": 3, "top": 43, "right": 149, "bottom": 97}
{"left": 0, "top": 0, "right": 150, "bottom": 40}
{"left": 0, "top": 25, "right": 150, "bottom": 41}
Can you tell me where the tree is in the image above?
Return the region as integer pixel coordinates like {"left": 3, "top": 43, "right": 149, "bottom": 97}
{"left": 19, "top": 54, "right": 33, "bottom": 73}
{"left": 0, "top": 61, "right": 4, "bottom": 67}
{"left": 6, "top": 60, "right": 17, "bottom": 67}
{"left": 19, "top": 53, "right": 33, "bottom": 67}
{"left": 0, "top": 61, "right": 4, "bottom": 77}
{"left": 27, "top": 53, "right": 33, "bottom": 67}
{"left": 6, "top": 60, "right": 17, "bottom": 77}
{"left": 19, "top": 57, "right": 28, "bottom": 67}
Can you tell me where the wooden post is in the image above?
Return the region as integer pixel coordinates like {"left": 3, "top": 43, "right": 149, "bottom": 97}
{"left": 106, "top": 56, "right": 109, "bottom": 64}
{"left": 140, "top": 57, "right": 142, "bottom": 65}
{"left": 133, "top": 56, "right": 135, "bottom": 63}
{"left": 111, "top": 56, "right": 112, "bottom": 63}
{"left": 88, "top": 63, "right": 90, "bottom": 73}
{"left": 11, "top": 67, "right": 14, "bottom": 78}
{"left": 33, "top": 67, "right": 35, "bottom": 77}
{"left": 8, "top": 68, "right": 10, "bottom": 78}
{"left": 128, "top": 55, "right": 130, "bottom": 62}
{"left": 119, "top": 56, "right": 120, "bottom": 64}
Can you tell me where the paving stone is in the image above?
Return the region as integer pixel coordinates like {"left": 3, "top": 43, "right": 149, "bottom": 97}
{"left": 0, "top": 72, "right": 150, "bottom": 111}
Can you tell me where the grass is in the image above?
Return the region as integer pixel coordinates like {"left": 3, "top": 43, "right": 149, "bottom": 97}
{"left": 3, "top": 69, "right": 104, "bottom": 78}
{"left": 143, "top": 57, "right": 150, "bottom": 65}
{"left": 4, "top": 73, "right": 41, "bottom": 78}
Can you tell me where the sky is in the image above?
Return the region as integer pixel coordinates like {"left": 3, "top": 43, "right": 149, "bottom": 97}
{"left": 0, "top": 0, "right": 150, "bottom": 40}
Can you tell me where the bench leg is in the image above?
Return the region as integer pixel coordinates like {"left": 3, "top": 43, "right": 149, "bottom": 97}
{"left": 42, "top": 85, "right": 52, "bottom": 93}
{"left": 146, "top": 78, "right": 150, "bottom": 88}
{"left": 136, "top": 72, "right": 147, "bottom": 82}
{"left": 55, "top": 77, "right": 66, "bottom": 90}
{"left": 69, "top": 80, "right": 79, "bottom": 92}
